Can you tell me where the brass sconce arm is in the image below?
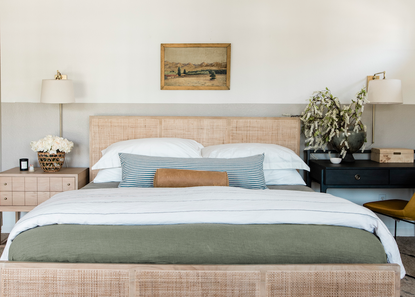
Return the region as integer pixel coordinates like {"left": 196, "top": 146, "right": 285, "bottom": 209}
{"left": 367, "top": 71, "right": 386, "bottom": 89}
{"left": 372, "top": 71, "right": 386, "bottom": 79}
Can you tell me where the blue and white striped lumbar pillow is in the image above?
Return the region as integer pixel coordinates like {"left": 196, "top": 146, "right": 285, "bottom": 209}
{"left": 118, "top": 153, "right": 266, "bottom": 189}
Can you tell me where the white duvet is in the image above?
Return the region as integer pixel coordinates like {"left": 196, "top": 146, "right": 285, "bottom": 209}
{"left": 0, "top": 187, "right": 405, "bottom": 278}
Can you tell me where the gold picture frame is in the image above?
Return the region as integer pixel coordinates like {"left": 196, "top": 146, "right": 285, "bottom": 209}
{"left": 161, "top": 43, "right": 231, "bottom": 90}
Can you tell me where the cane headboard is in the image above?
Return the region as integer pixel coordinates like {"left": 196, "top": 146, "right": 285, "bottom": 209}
{"left": 89, "top": 116, "right": 301, "bottom": 182}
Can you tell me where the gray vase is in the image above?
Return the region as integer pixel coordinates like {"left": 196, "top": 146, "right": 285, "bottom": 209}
{"left": 330, "top": 129, "right": 366, "bottom": 162}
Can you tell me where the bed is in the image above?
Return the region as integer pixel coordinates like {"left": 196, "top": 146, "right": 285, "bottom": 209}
{"left": 0, "top": 116, "right": 402, "bottom": 297}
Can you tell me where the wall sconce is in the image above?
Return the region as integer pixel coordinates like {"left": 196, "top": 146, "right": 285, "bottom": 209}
{"left": 40, "top": 71, "right": 75, "bottom": 137}
{"left": 367, "top": 71, "right": 402, "bottom": 143}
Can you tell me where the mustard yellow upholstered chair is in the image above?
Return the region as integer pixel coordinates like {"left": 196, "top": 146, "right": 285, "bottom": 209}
{"left": 364, "top": 194, "right": 415, "bottom": 238}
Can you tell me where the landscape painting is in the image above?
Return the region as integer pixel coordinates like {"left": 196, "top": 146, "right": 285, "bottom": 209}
{"left": 161, "top": 43, "right": 231, "bottom": 90}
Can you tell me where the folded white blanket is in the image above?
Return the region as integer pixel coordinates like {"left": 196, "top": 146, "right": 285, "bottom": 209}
{"left": 0, "top": 187, "right": 405, "bottom": 278}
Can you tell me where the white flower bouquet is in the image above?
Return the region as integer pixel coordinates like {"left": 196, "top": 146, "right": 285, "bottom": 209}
{"left": 30, "top": 135, "right": 74, "bottom": 154}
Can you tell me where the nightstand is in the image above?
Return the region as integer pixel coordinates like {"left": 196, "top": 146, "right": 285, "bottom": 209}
{"left": 308, "top": 160, "right": 415, "bottom": 192}
{"left": 0, "top": 167, "right": 89, "bottom": 234}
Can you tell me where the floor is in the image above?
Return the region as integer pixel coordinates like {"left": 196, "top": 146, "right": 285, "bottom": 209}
{"left": 397, "top": 237, "right": 415, "bottom": 297}
{"left": 1, "top": 233, "right": 7, "bottom": 246}
{"left": 0, "top": 234, "right": 414, "bottom": 296}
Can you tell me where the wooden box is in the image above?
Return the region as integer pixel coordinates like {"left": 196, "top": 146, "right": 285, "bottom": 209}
{"left": 371, "top": 148, "right": 414, "bottom": 163}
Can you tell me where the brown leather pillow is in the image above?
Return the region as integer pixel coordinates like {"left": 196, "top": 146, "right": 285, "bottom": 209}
{"left": 153, "top": 168, "right": 229, "bottom": 187}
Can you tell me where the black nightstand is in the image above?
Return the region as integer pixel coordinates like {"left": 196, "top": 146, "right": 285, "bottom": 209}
{"left": 308, "top": 159, "right": 415, "bottom": 193}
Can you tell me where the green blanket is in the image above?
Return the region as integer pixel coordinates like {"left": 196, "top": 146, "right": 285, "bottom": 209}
{"left": 9, "top": 224, "right": 386, "bottom": 264}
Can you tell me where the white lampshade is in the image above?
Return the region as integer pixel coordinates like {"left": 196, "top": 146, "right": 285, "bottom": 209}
{"left": 41, "top": 79, "right": 75, "bottom": 104}
{"left": 367, "top": 79, "right": 403, "bottom": 104}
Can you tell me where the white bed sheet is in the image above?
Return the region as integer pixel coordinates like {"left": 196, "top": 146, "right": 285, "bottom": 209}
{"left": 0, "top": 186, "right": 405, "bottom": 278}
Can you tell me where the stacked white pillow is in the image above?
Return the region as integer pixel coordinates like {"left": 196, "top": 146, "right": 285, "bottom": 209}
{"left": 92, "top": 138, "right": 310, "bottom": 186}
{"left": 202, "top": 143, "right": 309, "bottom": 185}
{"left": 201, "top": 143, "right": 309, "bottom": 170}
{"left": 93, "top": 138, "right": 204, "bottom": 183}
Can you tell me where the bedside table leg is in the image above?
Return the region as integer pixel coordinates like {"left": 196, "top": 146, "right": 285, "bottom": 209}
{"left": 320, "top": 170, "right": 328, "bottom": 193}
{"left": 0, "top": 212, "right": 4, "bottom": 246}
{"left": 15, "top": 212, "right": 21, "bottom": 222}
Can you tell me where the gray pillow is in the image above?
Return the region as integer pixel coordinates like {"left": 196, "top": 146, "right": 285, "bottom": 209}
{"left": 118, "top": 153, "right": 266, "bottom": 189}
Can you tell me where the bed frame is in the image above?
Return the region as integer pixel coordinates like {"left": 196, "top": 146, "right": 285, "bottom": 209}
{"left": 88, "top": 116, "right": 302, "bottom": 181}
{"left": 0, "top": 116, "right": 400, "bottom": 296}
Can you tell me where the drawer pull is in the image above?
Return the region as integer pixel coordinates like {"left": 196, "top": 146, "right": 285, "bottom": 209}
{"left": 3, "top": 197, "right": 7, "bottom": 200}
{"left": 354, "top": 174, "right": 361, "bottom": 181}
{"left": 67, "top": 183, "right": 71, "bottom": 186}
{"left": 3, "top": 183, "right": 7, "bottom": 186}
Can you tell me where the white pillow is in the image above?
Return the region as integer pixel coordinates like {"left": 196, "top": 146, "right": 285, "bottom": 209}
{"left": 202, "top": 143, "right": 310, "bottom": 171}
{"left": 93, "top": 168, "right": 122, "bottom": 183}
{"left": 93, "top": 168, "right": 306, "bottom": 185}
{"left": 264, "top": 169, "right": 306, "bottom": 185}
{"left": 92, "top": 138, "right": 204, "bottom": 170}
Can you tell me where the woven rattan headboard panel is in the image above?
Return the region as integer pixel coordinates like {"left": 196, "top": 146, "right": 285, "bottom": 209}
{"left": 89, "top": 116, "right": 301, "bottom": 182}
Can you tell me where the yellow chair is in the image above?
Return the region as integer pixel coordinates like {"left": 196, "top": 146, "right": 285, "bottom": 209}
{"left": 363, "top": 193, "right": 415, "bottom": 239}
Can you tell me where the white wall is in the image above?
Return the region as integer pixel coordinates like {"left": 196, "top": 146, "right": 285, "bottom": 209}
{"left": 1, "top": 0, "right": 415, "bottom": 104}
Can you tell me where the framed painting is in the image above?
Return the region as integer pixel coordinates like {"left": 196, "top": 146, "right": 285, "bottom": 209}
{"left": 161, "top": 43, "right": 231, "bottom": 90}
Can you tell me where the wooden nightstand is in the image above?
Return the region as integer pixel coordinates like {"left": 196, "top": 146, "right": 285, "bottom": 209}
{"left": 0, "top": 167, "right": 89, "bottom": 234}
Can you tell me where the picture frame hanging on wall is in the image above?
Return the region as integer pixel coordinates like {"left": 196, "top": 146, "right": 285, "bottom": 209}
{"left": 161, "top": 43, "right": 231, "bottom": 90}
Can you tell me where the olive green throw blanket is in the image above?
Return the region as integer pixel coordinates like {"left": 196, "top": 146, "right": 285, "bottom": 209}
{"left": 9, "top": 224, "right": 386, "bottom": 264}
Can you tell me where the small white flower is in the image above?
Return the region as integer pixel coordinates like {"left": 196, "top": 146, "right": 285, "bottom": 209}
{"left": 30, "top": 135, "right": 74, "bottom": 154}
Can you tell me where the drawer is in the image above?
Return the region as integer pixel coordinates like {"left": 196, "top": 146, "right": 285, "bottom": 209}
{"left": 39, "top": 177, "right": 76, "bottom": 192}
{"left": 0, "top": 177, "right": 12, "bottom": 191}
{"left": 0, "top": 192, "right": 13, "bottom": 206}
{"left": 325, "top": 169, "right": 389, "bottom": 185}
{"left": 1, "top": 192, "right": 38, "bottom": 206}
{"left": 3, "top": 177, "right": 39, "bottom": 192}
{"left": 390, "top": 169, "right": 415, "bottom": 186}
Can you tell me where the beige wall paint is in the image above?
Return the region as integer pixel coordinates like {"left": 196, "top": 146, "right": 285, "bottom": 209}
{"left": 1, "top": 0, "right": 415, "bottom": 104}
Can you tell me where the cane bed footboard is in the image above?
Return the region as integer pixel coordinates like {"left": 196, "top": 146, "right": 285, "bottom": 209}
{"left": 0, "top": 262, "right": 400, "bottom": 297}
